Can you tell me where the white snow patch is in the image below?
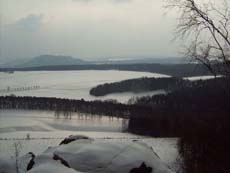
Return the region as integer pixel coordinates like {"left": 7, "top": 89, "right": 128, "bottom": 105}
{"left": 28, "top": 162, "right": 82, "bottom": 173}
{"left": 0, "top": 137, "right": 175, "bottom": 173}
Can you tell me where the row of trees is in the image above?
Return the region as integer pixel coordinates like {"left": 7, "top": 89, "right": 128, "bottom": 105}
{"left": 0, "top": 86, "right": 40, "bottom": 93}
{"left": 0, "top": 96, "right": 132, "bottom": 119}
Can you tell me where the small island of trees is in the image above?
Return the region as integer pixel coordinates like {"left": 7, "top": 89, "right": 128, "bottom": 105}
{"left": 90, "top": 77, "right": 190, "bottom": 96}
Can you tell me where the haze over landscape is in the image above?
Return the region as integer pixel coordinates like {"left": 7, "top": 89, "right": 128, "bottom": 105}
{"left": 0, "top": 0, "right": 180, "bottom": 63}
{"left": 0, "top": 0, "right": 229, "bottom": 173}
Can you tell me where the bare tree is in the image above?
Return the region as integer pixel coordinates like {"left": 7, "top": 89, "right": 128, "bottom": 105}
{"left": 164, "top": 2, "right": 230, "bottom": 173}
{"left": 165, "top": 0, "right": 230, "bottom": 76}
{"left": 13, "top": 142, "right": 22, "bottom": 173}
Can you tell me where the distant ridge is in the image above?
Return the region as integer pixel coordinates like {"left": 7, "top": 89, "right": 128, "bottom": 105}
{"left": 18, "top": 55, "right": 88, "bottom": 67}
{"left": 1, "top": 55, "right": 88, "bottom": 68}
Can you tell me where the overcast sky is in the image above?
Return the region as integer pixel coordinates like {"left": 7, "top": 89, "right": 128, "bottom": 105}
{"left": 0, "top": 0, "right": 181, "bottom": 62}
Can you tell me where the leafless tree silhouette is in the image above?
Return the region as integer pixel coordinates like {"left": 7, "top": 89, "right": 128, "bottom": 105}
{"left": 13, "top": 142, "right": 22, "bottom": 173}
{"left": 165, "top": 0, "right": 230, "bottom": 76}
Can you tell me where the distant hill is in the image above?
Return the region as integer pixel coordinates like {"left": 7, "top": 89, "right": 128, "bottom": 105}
{"left": 1, "top": 55, "right": 88, "bottom": 68}
{"left": 18, "top": 55, "right": 88, "bottom": 67}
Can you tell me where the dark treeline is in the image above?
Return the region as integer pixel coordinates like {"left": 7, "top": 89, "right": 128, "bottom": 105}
{"left": 131, "top": 77, "right": 230, "bottom": 110}
{"left": 0, "top": 63, "right": 211, "bottom": 77}
{"left": 90, "top": 77, "right": 189, "bottom": 96}
{"left": 128, "top": 78, "right": 230, "bottom": 134}
{"left": 0, "top": 96, "right": 132, "bottom": 119}
{"left": 128, "top": 77, "right": 230, "bottom": 173}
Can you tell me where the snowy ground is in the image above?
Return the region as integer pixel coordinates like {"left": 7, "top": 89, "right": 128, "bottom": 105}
{"left": 0, "top": 136, "right": 177, "bottom": 173}
{"left": 0, "top": 110, "right": 179, "bottom": 172}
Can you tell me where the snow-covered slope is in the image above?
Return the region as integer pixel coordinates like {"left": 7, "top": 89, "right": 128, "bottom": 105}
{"left": 0, "top": 136, "right": 175, "bottom": 173}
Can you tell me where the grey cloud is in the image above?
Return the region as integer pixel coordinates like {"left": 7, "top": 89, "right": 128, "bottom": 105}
{"left": 0, "top": 0, "right": 179, "bottom": 62}
{"left": 14, "top": 14, "right": 44, "bottom": 32}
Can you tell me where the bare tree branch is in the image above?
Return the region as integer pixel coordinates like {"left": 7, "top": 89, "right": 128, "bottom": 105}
{"left": 165, "top": 0, "right": 230, "bottom": 76}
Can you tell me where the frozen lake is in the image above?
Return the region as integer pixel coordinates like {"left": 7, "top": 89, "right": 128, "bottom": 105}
{"left": 0, "top": 70, "right": 169, "bottom": 103}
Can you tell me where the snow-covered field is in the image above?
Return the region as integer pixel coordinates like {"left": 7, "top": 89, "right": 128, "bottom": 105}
{"left": 0, "top": 109, "right": 128, "bottom": 157}
{"left": 0, "top": 109, "right": 179, "bottom": 172}
{"left": 0, "top": 136, "right": 178, "bottom": 173}
{"left": 0, "top": 70, "right": 169, "bottom": 103}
